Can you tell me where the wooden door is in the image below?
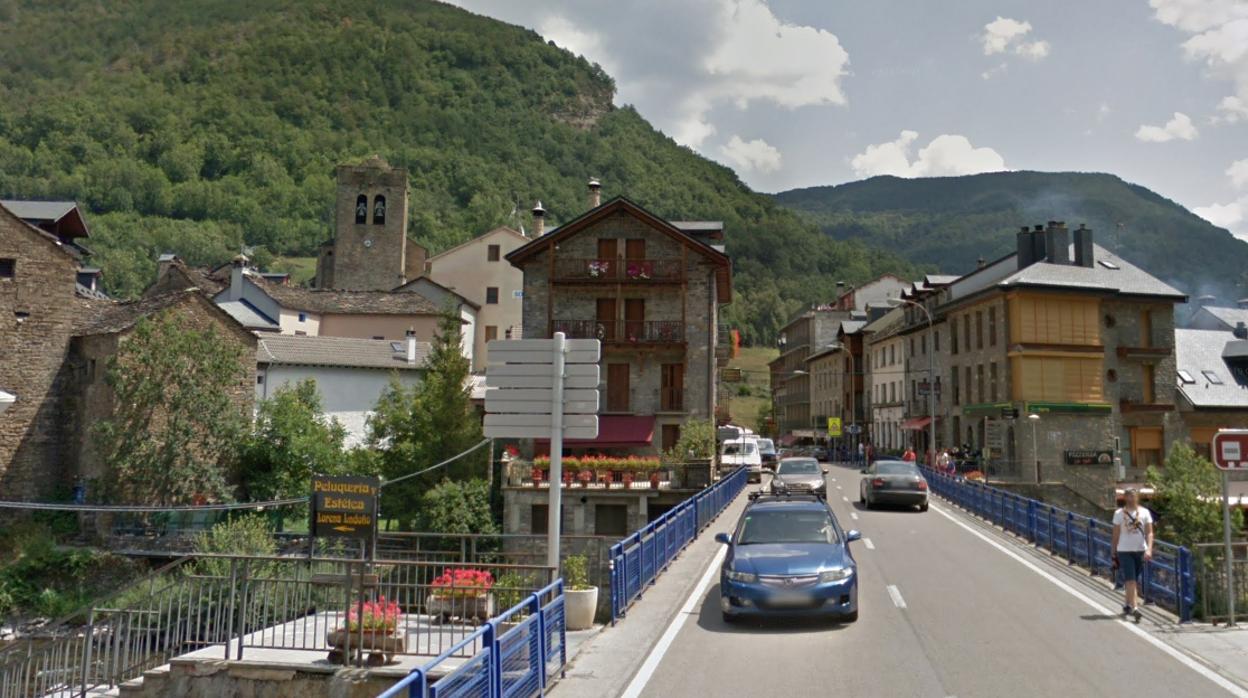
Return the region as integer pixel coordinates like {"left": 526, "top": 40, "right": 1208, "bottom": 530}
{"left": 625, "top": 239, "right": 646, "bottom": 259}
{"left": 607, "top": 363, "right": 630, "bottom": 412}
{"left": 624, "top": 299, "right": 645, "bottom": 341}
{"left": 596, "top": 298, "right": 616, "bottom": 340}
{"left": 661, "top": 363, "right": 685, "bottom": 411}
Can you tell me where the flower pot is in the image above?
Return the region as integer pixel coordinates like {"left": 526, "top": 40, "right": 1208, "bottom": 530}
{"left": 565, "top": 587, "right": 599, "bottom": 631}
{"left": 426, "top": 594, "right": 495, "bottom": 624}
{"left": 325, "top": 628, "right": 405, "bottom": 666}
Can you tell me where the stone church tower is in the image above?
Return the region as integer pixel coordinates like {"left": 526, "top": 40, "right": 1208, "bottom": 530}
{"left": 315, "top": 156, "right": 426, "bottom": 290}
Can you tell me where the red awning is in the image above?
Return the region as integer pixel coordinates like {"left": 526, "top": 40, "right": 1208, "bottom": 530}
{"left": 538, "top": 416, "right": 655, "bottom": 449}
{"left": 900, "top": 416, "right": 932, "bottom": 431}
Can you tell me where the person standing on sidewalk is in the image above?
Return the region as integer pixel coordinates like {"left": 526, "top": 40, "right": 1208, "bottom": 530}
{"left": 1111, "top": 488, "right": 1154, "bottom": 621}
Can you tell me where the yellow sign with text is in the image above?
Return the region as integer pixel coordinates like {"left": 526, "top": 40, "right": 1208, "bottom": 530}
{"left": 827, "top": 417, "right": 842, "bottom": 437}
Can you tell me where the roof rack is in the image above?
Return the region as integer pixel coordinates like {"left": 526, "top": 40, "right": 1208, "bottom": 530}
{"left": 747, "top": 491, "right": 826, "bottom": 503}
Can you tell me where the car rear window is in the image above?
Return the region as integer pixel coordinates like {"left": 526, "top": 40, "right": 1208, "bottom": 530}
{"left": 777, "top": 459, "right": 819, "bottom": 474}
{"left": 756, "top": 439, "right": 775, "bottom": 452}
{"left": 737, "top": 509, "right": 839, "bottom": 545}
{"left": 723, "top": 442, "right": 755, "bottom": 455}
{"left": 876, "top": 462, "right": 919, "bottom": 475}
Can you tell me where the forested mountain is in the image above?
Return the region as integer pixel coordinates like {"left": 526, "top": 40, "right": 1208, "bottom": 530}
{"left": 775, "top": 172, "right": 1248, "bottom": 300}
{"left": 0, "top": 0, "right": 919, "bottom": 342}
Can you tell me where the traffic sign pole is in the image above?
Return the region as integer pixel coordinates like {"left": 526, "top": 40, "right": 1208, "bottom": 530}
{"left": 548, "top": 333, "right": 566, "bottom": 573}
{"left": 1221, "top": 468, "right": 1235, "bottom": 626}
{"left": 1211, "top": 429, "right": 1247, "bottom": 626}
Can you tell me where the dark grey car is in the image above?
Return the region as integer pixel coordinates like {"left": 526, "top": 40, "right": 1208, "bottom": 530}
{"left": 859, "top": 460, "right": 929, "bottom": 511}
{"left": 770, "top": 457, "right": 828, "bottom": 495}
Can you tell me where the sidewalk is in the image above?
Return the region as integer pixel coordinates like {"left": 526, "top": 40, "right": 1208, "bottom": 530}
{"left": 551, "top": 486, "right": 752, "bottom": 697}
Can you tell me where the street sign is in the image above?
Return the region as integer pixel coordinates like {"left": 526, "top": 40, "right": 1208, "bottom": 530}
{"left": 985, "top": 421, "right": 1006, "bottom": 450}
{"left": 845, "top": 424, "right": 861, "bottom": 435}
{"left": 1213, "top": 430, "right": 1248, "bottom": 470}
{"left": 1065, "top": 450, "right": 1113, "bottom": 466}
{"left": 1001, "top": 407, "right": 1020, "bottom": 420}
{"left": 485, "top": 363, "right": 600, "bottom": 390}
{"left": 485, "top": 388, "right": 599, "bottom": 415}
{"left": 487, "top": 338, "right": 600, "bottom": 366}
{"left": 827, "top": 417, "right": 842, "bottom": 438}
{"left": 720, "top": 367, "right": 743, "bottom": 383}
{"left": 310, "top": 475, "right": 379, "bottom": 540}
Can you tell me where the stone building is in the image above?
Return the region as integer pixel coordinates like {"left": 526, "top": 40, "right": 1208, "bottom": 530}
{"left": 1173, "top": 326, "right": 1248, "bottom": 460}
{"left": 314, "top": 157, "right": 427, "bottom": 291}
{"left": 861, "top": 307, "right": 907, "bottom": 453}
{"left": 507, "top": 195, "right": 731, "bottom": 457}
{"left": 895, "top": 275, "right": 957, "bottom": 455}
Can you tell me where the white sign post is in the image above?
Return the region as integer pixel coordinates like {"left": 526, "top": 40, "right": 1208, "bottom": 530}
{"left": 1212, "top": 429, "right": 1248, "bottom": 626}
{"left": 484, "top": 334, "right": 600, "bottom": 571}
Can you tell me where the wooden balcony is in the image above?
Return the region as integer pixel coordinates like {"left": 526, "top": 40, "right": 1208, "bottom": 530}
{"left": 552, "top": 258, "right": 683, "bottom": 283}
{"left": 552, "top": 319, "right": 684, "bottom": 345}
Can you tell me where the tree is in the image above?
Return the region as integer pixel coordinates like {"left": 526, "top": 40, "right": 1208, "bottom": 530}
{"left": 1146, "top": 442, "right": 1244, "bottom": 548}
{"left": 368, "top": 304, "right": 487, "bottom": 527}
{"left": 662, "top": 420, "right": 717, "bottom": 466}
{"left": 93, "top": 310, "right": 249, "bottom": 505}
{"left": 236, "top": 379, "right": 353, "bottom": 500}
{"left": 413, "top": 479, "right": 497, "bottom": 536}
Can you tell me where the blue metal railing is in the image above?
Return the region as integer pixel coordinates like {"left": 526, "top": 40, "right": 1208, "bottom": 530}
{"left": 921, "top": 467, "right": 1194, "bottom": 621}
{"left": 379, "top": 580, "right": 567, "bottom": 698}
{"left": 609, "top": 466, "right": 748, "bottom": 623}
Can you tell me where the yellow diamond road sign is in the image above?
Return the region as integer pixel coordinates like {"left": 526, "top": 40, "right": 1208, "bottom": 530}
{"left": 827, "top": 417, "right": 842, "bottom": 438}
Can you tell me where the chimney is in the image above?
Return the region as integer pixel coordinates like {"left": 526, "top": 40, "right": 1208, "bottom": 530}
{"left": 1238, "top": 298, "right": 1248, "bottom": 309}
{"left": 977, "top": 256, "right": 986, "bottom": 269}
{"left": 1017, "top": 226, "right": 1035, "bottom": 269}
{"left": 406, "top": 328, "right": 417, "bottom": 364}
{"left": 1045, "top": 221, "right": 1071, "bottom": 265}
{"left": 1031, "top": 225, "right": 1047, "bottom": 264}
{"left": 532, "top": 201, "right": 546, "bottom": 237}
{"left": 1197, "top": 294, "right": 1217, "bottom": 308}
{"left": 230, "top": 254, "right": 248, "bottom": 299}
{"left": 587, "top": 178, "right": 601, "bottom": 208}
{"left": 1236, "top": 322, "right": 1248, "bottom": 340}
{"left": 1073, "top": 224, "right": 1095, "bottom": 268}
{"left": 156, "top": 253, "right": 177, "bottom": 282}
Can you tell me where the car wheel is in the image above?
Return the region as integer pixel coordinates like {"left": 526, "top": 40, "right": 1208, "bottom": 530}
{"left": 865, "top": 493, "right": 874, "bottom": 510}
{"left": 858, "top": 487, "right": 865, "bottom": 504}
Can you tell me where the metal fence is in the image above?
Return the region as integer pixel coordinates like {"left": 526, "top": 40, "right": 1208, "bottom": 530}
{"left": 378, "top": 579, "right": 567, "bottom": 698}
{"left": 921, "top": 467, "right": 1195, "bottom": 621}
{"left": 1194, "top": 542, "right": 1248, "bottom": 624}
{"left": 0, "top": 554, "right": 554, "bottom": 697}
{"left": 609, "top": 466, "right": 747, "bottom": 623}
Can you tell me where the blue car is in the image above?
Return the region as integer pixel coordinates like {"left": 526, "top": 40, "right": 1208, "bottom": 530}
{"left": 715, "top": 493, "right": 860, "bottom": 623}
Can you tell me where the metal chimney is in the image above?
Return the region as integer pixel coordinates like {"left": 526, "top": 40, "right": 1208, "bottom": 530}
{"left": 532, "top": 201, "right": 546, "bottom": 237}
{"left": 406, "top": 328, "right": 418, "bottom": 364}
{"left": 1236, "top": 322, "right": 1248, "bottom": 341}
{"left": 588, "top": 178, "right": 601, "bottom": 208}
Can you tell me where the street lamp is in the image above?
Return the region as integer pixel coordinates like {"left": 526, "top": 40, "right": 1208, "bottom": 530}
{"left": 1028, "top": 413, "right": 1041, "bottom": 483}
{"left": 888, "top": 298, "right": 936, "bottom": 467}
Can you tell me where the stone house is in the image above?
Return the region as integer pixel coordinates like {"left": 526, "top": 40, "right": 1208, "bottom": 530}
{"left": 1173, "top": 327, "right": 1248, "bottom": 461}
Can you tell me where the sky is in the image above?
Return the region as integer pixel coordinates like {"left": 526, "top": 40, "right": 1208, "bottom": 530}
{"left": 448, "top": 0, "right": 1248, "bottom": 239}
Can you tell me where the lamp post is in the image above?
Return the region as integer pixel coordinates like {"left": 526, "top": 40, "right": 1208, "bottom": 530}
{"left": 1028, "top": 413, "right": 1041, "bottom": 483}
{"left": 889, "top": 298, "right": 936, "bottom": 467}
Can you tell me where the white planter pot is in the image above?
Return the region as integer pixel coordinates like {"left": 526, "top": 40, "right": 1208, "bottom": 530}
{"left": 564, "top": 587, "right": 599, "bottom": 631}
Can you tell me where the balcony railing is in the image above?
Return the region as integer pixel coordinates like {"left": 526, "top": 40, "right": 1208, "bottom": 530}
{"left": 553, "top": 319, "right": 684, "bottom": 344}
{"left": 552, "top": 258, "right": 683, "bottom": 283}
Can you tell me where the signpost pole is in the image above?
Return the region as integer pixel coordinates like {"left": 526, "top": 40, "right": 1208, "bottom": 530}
{"left": 547, "top": 333, "right": 567, "bottom": 572}
{"left": 1221, "top": 468, "right": 1236, "bottom": 626}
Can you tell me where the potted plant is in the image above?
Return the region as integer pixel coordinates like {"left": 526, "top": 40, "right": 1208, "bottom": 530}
{"left": 326, "top": 596, "right": 405, "bottom": 665}
{"left": 622, "top": 472, "right": 635, "bottom": 489}
{"left": 563, "top": 555, "right": 598, "bottom": 631}
{"left": 426, "top": 568, "right": 495, "bottom": 624}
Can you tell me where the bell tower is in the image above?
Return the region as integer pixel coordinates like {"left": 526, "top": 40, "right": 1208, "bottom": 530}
{"left": 326, "top": 156, "right": 409, "bottom": 290}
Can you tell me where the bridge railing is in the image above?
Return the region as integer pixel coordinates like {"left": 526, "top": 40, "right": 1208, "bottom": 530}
{"left": 608, "top": 466, "right": 747, "bottom": 624}
{"left": 921, "top": 467, "right": 1194, "bottom": 621}
{"left": 378, "top": 579, "right": 566, "bottom": 698}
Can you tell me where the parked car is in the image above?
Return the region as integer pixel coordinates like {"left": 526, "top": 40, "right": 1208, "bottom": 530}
{"left": 859, "top": 460, "right": 929, "bottom": 511}
{"left": 770, "top": 457, "right": 827, "bottom": 495}
{"left": 756, "top": 438, "right": 778, "bottom": 470}
{"left": 715, "top": 493, "right": 860, "bottom": 623}
{"left": 721, "top": 438, "right": 763, "bottom": 482}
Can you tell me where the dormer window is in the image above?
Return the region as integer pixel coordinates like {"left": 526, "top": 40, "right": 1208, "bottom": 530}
{"left": 373, "top": 195, "right": 386, "bottom": 225}
{"left": 355, "top": 195, "right": 368, "bottom": 224}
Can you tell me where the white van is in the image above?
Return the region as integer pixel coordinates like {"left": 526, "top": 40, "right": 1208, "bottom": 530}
{"left": 721, "top": 437, "right": 763, "bottom": 482}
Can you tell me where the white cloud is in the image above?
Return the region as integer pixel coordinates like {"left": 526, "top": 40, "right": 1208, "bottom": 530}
{"left": 538, "top": 16, "right": 613, "bottom": 73}
{"left": 718, "top": 135, "right": 783, "bottom": 174}
{"left": 981, "top": 63, "right": 1008, "bottom": 81}
{"left": 851, "top": 131, "right": 1007, "bottom": 179}
{"left": 1229, "top": 158, "right": 1248, "bottom": 189}
{"left": 1134, "top": 112, "right": 1199, "bottom": 141}
{"left": 1150, "top": 0, "right": 1248, "bottom": 123}
{"left": 981, "top": 17, "right": 1050, "bottom": 60}
{"left": 1194, "top": 156, "right": 1248, "bottom": 240}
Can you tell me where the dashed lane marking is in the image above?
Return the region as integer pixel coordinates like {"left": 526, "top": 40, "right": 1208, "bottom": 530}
{"left": 850, "top": 512, "right": 859, "bottom": 520}
{"left": 841, "top": 496, "right": 849, "bottom": 502}
{"left": 863, "top": 538, "right": 875, "bottom": 550}
{"left": 887, "top": 584, "right": 907, "bottom": 609}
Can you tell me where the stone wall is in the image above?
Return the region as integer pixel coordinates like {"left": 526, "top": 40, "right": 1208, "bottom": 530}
{"left": 330, "top": 161, "right": 410, "bottom": 291}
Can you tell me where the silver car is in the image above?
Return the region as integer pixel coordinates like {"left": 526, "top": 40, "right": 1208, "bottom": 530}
{"left": 770, "top": 457, "right": 828, "bottom": 495}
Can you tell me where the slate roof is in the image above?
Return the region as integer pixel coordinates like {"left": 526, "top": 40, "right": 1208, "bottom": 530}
{"left": 257, "top": 335, "right": 430, "bottom": 371}
{"left": 73, "top": 290, "right": 203, "bottom": 336}
{"left": 1196, "top": 305, "right": 1248, "bottom": 332}
{"left": 0, "top": 200, "right": 77, "bottom": 223}
{"left": 1174, "top": 329, "right": 1248, "bottom": 408}
{"left": 840, "top": 320, "right": 867, "bottom": 335}
{"left": 254, "top": 277, "right": 442, "bottom": 315}
{"left": 997, "top": 244, "right": 1185, "bottom": 300}
{"left": 218, "top": 299, "right": 279, "bottom": 331}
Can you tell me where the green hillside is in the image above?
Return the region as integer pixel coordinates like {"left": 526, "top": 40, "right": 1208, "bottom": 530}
{"left": 774, "top": 172, "right": 1248, "bottom": 299}
{"left": 0, "top": 0, "right": 920, "bottom": 342}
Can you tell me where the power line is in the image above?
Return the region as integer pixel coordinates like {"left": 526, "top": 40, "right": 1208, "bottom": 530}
{"left": 380, "top": 438, "right": 490, "bottom": 488}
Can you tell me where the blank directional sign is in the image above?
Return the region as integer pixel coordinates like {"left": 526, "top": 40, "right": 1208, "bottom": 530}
{"left": 488, "top": 338, "right": 600, "bottom": 366}
{"left": 486, "top": 363, "right": 599, "bottom": 389}
{"left": 484, "top": 337, "right": 601, "bottom": 440}
{"left": 485, "top": 389, "right": 599, "bottom": 415}
{"left": 484, "top": 414, "right": 599, "bottom": 439}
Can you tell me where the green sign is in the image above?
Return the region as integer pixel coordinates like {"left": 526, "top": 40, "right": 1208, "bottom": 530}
{"left": 827, "top": 417, "right": 842, "bottom": 437}
{"left": 961, "top": 402, "right": 1015, "bottom": 418}
{"left": 1025, "top": 401, "right": 1113, "bottom": 415}
{"left": 311, "top": 475, "right": 379, "bottom": 540}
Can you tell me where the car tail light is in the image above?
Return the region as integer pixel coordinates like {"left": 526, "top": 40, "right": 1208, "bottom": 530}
{"left": 917, "top": 480, "right": 928, "bottom": 490}
{"left": 871, "top": 478, "right": 885, "bottom": 487}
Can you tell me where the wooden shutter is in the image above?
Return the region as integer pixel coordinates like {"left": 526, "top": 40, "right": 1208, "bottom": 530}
{"left": 597, "top": 239, "right": 617, "bottom": 259}
{"left": 607, "top": 363, "right": 630, "bottom": 412}
{"left": 661, "top": 363, "right": 684, "bottom": 410}
{"left": 625, "top": 239, "right": 646, "bottom": 259}
{"left": 596, "top": 298, "right": 617, "bottom": 340}
{"left": 624, "top": 299, "right": 645, "bottom": 340}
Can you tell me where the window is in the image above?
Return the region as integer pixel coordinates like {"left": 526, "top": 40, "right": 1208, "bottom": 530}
{"left": 532, "top": 504, "right": 550, "bottom": 534}
{"left": 298, "top": 313, "right": 307, "bottom": 322}
{"left": 372, "top": 335, "right": 384, "bottom": 340}
{"left": 484, "top": 325, "right": 498, "bottom": 343}
{"left": 0, "top": 258, "right": 14, "bottom": 280}
{"left": 964, "top": 315, "right": 971, "bottom": 352}
{"left": 295, "top": 330, "right": 308, "bottom": 336}
{"left": 487, "top": 244, "right": 500, "bottom": 262}
{"left": 1131, "top": 427, "right": 1163, "bottom": 468}
{"left": 976, "top": 364, "right": 985, "bottom": 404}
{"left": 355, "top": 195, "right": 368, "bottom": 224}
{"left": 1202, "top": 370, "right": 1223, "bottom": 385}
{"left": 965, "top": 366, "right": 972, "bottom": 404}
{"left": 661, "top": 363, "right": 684, "bottom": 411}
{"left": 909, "top": 338, "right": 914, "bottom": 358}
{"left": 1143, "top": 364, "right": 1156, "bottom": 403}
{"left": 256, "top": 375, "right": 265, "bottom": 385}
{"left": 595, "top": 504, "right": 629, "bottom": 537}
{"left": 372, "top": 195, "right": 386, "bottom": 225}
{"left": 951, "top": 317, "right": 959, "bottom": 354}
{"left": 891, "top": 344, "right": 896, "bottom": 365}
{"left": 934, "top": 330, "right": 940, "bottom": 351}
{"left": 1178, "top": 370, "right": 1196, "bottom": 384}
{"left": 662, "top": 423, "right": 682, "bottom": 450}
{"left": 952, "top": 368, "right": 960, "bottom": 405}
{"left": 976, "top": 311, "right": 984, "bottom": 350}
{"left": 921, "top": 334, "right": 926, "bottom": 355}
{"left": 989, "top": 362, "right": 998, "bottom": 402}
{"left": 1013, "top": 356, "right": 1105, "bottom": 402}
{"left": 989, "top": 307, "right": 997, "bottom": 346}
{"left": 1011, "top": 296, "right": 1100, "bottom": 345}
{"left": 486, "top": 287, "right": 499, "bottom": 304}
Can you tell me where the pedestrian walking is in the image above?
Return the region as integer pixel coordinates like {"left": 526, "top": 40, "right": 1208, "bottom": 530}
{"left": 1111, "top": 488, "right": 1154, "bottom": 621}
{"left": 902, "top": 447, "right": 916, "bottom": 462}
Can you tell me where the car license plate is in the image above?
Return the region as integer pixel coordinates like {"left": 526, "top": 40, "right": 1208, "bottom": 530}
{"left": 768, "top": 592, "right": 812, "bottom": 607}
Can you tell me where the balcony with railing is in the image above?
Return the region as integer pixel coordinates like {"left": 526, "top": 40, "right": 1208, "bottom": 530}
{"left": 553, "top": 319, "right": 684, "bottom": 345}
{"left": 552, "top": 258, "right": 684, "bottom": 283}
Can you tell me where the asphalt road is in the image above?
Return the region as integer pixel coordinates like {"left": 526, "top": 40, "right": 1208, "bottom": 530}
{"left": 633, "top": 462, "right": 1240, "bottom": 698}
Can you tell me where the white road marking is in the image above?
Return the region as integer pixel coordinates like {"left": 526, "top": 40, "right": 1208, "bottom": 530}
{"left": 887, "top": 584, "right": 907, "bottom": 609}
{"left": 930, "top": 503, "right": 1248, "bottom": 698}
{"left": 836, "top": 485, "right": 843, "bottom": 490}
{"left": 620, "top": 538, "right": 728, "bottom": 698}
{"left": 841, "top": 496, "right": 849, "bottom": 502}
{"left": 850, "top": 512, "right": 859, "bottom": 520}
{"left": 863, "top": 538, "right": 875, "bottom": 550}
{"left": 831, "top": 478, "right": 836, "bottom": 482}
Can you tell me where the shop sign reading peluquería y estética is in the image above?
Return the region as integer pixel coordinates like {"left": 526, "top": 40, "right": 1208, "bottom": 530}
{"left": 311, "top": 474, "right": 379, "bottom": 540}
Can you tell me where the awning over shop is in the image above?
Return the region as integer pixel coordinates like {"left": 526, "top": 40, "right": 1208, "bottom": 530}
{"left": 900, "top": 416, "right": 932, "bottom": 431}
{"left": 538, "top": 415, "right": 655, "bottom": 449}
